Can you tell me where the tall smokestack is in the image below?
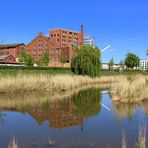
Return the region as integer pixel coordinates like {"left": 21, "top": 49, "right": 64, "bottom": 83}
{"left": 81, "top": 25, "right": 84, "bottom": 46}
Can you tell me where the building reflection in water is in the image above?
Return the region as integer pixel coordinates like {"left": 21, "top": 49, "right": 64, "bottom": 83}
{"left": 22, "top": 87, "right": 102, "bottom": 131}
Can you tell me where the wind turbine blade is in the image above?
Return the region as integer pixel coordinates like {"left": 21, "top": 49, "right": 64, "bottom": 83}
{"left": 101, "top": 45, "right": 111, "bottom": 53}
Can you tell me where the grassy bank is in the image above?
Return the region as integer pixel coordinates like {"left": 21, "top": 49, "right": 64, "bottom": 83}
{"left": 111, "top": 75, "right": 148, "bottom": 102}
{"left": 0, "top": 66, "right": 148, "bottom": 76}
{"left": 0, "top": 73, "right": 118, "bottom": 93}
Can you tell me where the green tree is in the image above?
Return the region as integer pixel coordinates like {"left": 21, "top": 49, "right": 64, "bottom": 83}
{"left": 125, "top": 53, "right": 140, "bottom": 69}
{"left": 20, "top": 51, "right": 34, "bottom": 66}
{"left": 38, "top": 49, "right": 50, "bottom": 66}
{"left": 108, "top": 58, "right": 114, "bottom": 70}
{"left": 71, "top": 46, "right": 101, "bottom": 77}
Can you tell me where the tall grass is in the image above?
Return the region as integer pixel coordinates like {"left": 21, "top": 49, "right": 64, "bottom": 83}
{"left": 121, "top": 121, "right": 146, "bottom": 148}
{"left": 121, "top": 131, "right": 127, "bottom": 148}
{"left": 111, "top": 75, "right": 148, "bottom": 102}
{"left": 8, "top": 137, "right": 19, "bottom": 148}
{"left": 0, "top": 73, "right": 119, "bottom": 93}
{"left": 134, "top": 121, "right": 146, "bottom": 148}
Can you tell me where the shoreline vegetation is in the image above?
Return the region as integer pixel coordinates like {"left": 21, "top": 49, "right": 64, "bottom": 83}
{"left": 0, "top": 73, "right": 118, "bottom": 93}
{"left": 111, "top": 75, "right": 148, "bottom": 103}
{"left": 0, "top": 66, "right": 148, "bottom": 102}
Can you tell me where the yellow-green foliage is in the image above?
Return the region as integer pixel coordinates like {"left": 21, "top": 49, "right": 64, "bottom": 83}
{"left": 111, "top": 75, "right": 148, "bottom": 102}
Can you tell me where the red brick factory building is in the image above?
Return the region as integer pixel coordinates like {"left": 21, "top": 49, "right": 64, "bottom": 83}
{"left": 0, "top": 25, "right": 84, "bottom": 67}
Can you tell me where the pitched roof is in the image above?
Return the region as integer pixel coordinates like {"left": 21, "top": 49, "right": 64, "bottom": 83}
{"left": 0, "top": 43, "right": 25, "bottom": 49}
{"left": 0, "top": 55, "right": 15, "bottom": 60}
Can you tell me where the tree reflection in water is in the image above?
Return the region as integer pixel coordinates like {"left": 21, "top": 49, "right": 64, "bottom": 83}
{"left": 72, "top": 87, "right": 102, "bottom": 118}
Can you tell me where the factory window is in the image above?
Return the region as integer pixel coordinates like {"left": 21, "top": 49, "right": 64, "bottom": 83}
{"left": 38, "top": 40, "right": 43, "bottom": 46}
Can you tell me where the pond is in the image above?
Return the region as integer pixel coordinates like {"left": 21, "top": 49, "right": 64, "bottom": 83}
{"left": 0, "top": 87, "right": 148, "bottom": 148}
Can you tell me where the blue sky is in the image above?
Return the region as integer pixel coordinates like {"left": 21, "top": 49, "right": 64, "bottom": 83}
{"left": 0, "top": 0, "right": 148, "bottom": 63}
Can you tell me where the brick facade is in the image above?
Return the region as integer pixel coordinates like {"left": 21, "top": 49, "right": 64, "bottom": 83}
{"left": 27, "top": 33, "right": 55, "bottom": 62}
{"left": 0, "top": 25, "right": 84, "bottom": 66}
{"left": 49, "top": 25, "right": 84, "bottom": 48}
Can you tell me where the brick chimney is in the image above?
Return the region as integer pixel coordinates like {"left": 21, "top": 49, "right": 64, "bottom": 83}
{"left": 81, "top": 25, "right": 84, "bottom": 46}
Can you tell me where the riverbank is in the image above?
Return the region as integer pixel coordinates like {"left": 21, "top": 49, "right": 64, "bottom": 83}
{"left": 0, "top": 73, "right": 117, "bottom": 93}
{"left": 111, "top": 75, "right": 148, "bottom": 102}
{"left": 1, "top": 66, "right": 148, "bottom": 102}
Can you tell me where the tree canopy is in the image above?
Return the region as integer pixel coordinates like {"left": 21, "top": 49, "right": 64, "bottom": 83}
{"left": 71, "top": 46, "right": 101, "bottom": 77}
{"left": 125, "top": 53, "right": 140, "bottom": 69}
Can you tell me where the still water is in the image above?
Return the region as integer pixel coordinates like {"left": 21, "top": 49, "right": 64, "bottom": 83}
{"left": 0, "top": 87, "right": 148, "bottom": 148}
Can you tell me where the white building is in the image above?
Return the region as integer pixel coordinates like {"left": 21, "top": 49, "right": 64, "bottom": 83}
{"left": 84, "top": 36, "right": 95, "bottom": 47}
{"left": 101, "top": 63, "right": 124, "bottom": 70}
{"left": 139, "top": 59, "right": 148, "bottom": 70}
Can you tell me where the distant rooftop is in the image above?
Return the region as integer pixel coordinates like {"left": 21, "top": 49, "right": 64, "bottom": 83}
{"left": 49, "top": 28, "right": 81, "bottom": 34}
{"left": 0, "top": 43, "right": 25, "bottom": 49}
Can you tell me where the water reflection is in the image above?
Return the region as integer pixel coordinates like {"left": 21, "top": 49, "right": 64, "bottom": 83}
{"left": 24, "top": 87, "right": 101, "bottom": 130}
{"left": 0, "top": 87, "right": 102, "bottom": 130}
{"left": 112, "top": 101, "right": 148, "bottom": 122}
{"left": 112, "top": 102, "right": 137, "bottom": 121}
{"left": 0, "top": 87, "right": 148, "bottom": 147}
{"left": 72, "top": 87, "right": 101, "bottom": 118}
{"left": 0, "top": 110, "right": 6, "bottom": 125}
